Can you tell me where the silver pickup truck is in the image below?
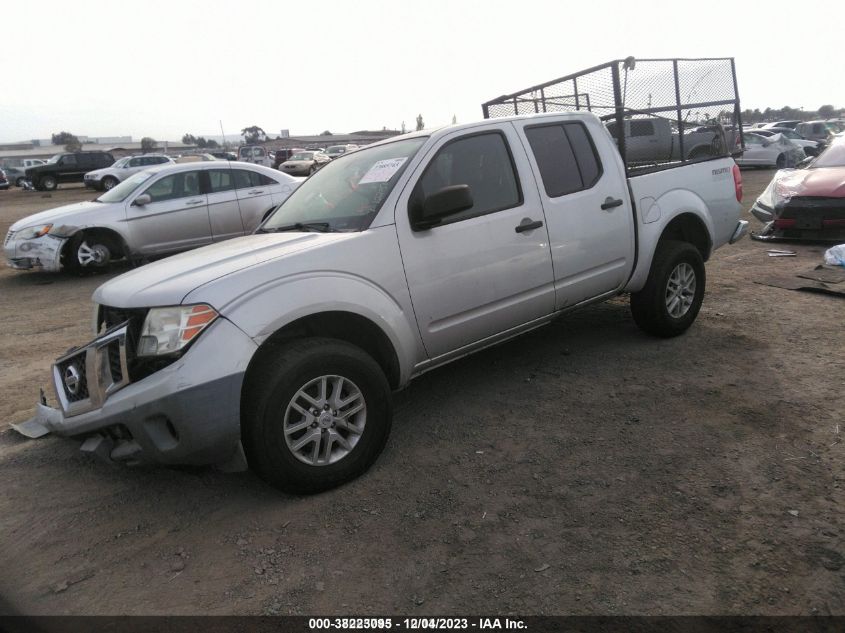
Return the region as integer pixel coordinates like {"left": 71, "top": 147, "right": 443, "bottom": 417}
{"left": 16, "top": 111, "right": 747, "bottom": 493}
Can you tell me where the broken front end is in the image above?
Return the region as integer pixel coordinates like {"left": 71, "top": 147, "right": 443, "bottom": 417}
{"left": 753, "top": 196, "right": 845, "bottom": 242}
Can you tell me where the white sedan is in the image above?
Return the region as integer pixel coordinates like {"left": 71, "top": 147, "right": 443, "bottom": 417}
{"left": 5, "top": 162, "right": 302, "bottom": 272}
{"left": 735, "top": 133, "right": 805, "bottom": 169}
{"left": 84, "top": 155, "right": 174, "bottom": 191}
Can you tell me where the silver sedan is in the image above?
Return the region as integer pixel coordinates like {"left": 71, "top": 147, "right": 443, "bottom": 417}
{"left": 4, "top": 161, "right": 302, "bottom": 272}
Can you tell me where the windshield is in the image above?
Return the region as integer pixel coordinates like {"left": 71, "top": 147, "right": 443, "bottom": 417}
{"left": 290, "top": 152, "right": 315, "bottom": 160}
{"left": 327, "top": 146, "right": 346, "bottom": 153}
{"left": 811, "top": 142, "right": 845, "bottom": 168}
{"left": 96, "top": 170, "right": 155, "bottom": 203}
{"left": 113, "top": 157, "right": 131, "bottom": 167}
{"left": 825, "top": 122, "right": 843, "bottom": 133}
{"left": 263, "top": 137, "right": 427, "bottom": 233}
{"left": 47, "top": 154, "right": 62, "bottom": 163}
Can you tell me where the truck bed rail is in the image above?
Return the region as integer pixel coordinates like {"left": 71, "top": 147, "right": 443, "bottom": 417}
{"left": 482, "top": 57, "right": 743, "bottom": 176}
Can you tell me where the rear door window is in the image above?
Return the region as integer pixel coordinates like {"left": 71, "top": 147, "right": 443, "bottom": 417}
{"left": 208, "top": 169, "right": 235, "bottom": 192}
{"left": 233, "top": 169, "right": 262, "bottom": 189}
{"left": 525, "top": 122, "right": 603, "bottom": 198}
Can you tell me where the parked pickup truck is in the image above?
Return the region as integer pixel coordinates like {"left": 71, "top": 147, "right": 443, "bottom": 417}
{"left": 16, "top": 111, "right": 747, "bottom": 494}
{"left": 607, "top": 118, "right": 738, "bottom": 163}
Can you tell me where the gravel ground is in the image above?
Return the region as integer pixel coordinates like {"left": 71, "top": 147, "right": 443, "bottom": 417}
{"left": 0, "top": 173, "right": 842, "bottom": 615}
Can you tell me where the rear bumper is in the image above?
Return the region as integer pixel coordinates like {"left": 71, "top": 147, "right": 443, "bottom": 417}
{"left": 17, "top": 318, "right": 258, "bottom": 467}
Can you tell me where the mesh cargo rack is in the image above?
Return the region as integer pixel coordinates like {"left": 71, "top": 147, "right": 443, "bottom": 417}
{"left": 482, "top": 57, "right": 743, "bottom": 175}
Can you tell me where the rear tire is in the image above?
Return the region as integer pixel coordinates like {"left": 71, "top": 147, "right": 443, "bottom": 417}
{"left": 242, "top": 338, "right": 392, "bottom": 494}
{"left": 630, "top": 240, "right": 705, "bottom": 338}
{"left": 15, "top": 177, "right": 26, "bottom": 187}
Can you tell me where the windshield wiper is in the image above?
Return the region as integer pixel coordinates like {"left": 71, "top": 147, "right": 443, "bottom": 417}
{"left": 260, "top": 222, "right": 332, "bottom": 233}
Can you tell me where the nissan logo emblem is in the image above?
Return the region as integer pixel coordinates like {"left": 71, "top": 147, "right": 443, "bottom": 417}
{"left": 64, "top": 365, "right": 81, "bottom": 395}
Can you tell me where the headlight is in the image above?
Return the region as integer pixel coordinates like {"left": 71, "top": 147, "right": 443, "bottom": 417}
{"left": 16, "top": 224, "right": 53, "bottom": 240}
{"left": 756, "top": 180, "right": 778, "bottom": 210}
{"left": 137, "top": 304, "right": 218, "bottom": 357}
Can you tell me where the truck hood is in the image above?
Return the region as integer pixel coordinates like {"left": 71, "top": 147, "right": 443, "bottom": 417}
{"left": 776, "top": 166, "right": 845, "bottom": 198}
{"left": 93, "top": 232, "right": 357, "bottom": 308}
{"left": 9, "top": 201, "right": 104, "bottom": 232}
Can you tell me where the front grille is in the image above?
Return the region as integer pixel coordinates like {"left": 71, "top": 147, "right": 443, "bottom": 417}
{"left": 56, "top": 351, "right": 89, "bottom": 403}
{"left": 100, "top": 306, "right": 146, "bottom": 354}
{"left": 106, "top": 339, "right": 124, "bottom": 384}
{"left": 4, "top": 230, "right": 14, "bottom": 246}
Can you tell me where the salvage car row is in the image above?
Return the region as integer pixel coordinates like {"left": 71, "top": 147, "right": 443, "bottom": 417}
{"left": 4, "top": 162, "right": 302, "bottom": 271}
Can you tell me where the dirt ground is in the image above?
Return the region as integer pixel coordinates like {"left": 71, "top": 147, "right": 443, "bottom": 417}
{"left": 0, "top": 174, "right": 842, "bottom": 616}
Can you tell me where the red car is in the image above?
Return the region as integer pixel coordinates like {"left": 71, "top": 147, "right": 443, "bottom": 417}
{"left": 751, "top": 139, "right": 845, "bottom": 241}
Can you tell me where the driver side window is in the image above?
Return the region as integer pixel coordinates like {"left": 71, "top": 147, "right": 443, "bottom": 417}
{"left": 143, "top": 171, "right": 201, "bottom": 203}
{"left": 412, "top": 131, "right": 521, "bottom": 226}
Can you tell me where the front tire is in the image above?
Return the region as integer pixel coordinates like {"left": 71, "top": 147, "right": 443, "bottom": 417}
{"left": 775, "top": 154, "right": 786, "bottom": 169}
{"left": 102, "top": 176, "right": 118, "bottom": 191}
{"left": 15, "top": 177, "right": 26, "bottom": 187}
{"left": 41, "top": 175, "right": 57, "bottom": 191}
{"left": 630, "top": 240, "right": 705, "bottom": 338}
{"left": 242, "top": 338, "right": 392, "bottom": 494}
{"left": 65, "top": 233, "right": 113, "bottom": 272}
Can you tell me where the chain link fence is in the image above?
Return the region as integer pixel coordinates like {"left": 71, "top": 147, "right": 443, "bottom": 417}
{"left": 482, "top": 57, "right": 743, "bottom": 175}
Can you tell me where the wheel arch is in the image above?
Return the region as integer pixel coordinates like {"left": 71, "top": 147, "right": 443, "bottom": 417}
{"left": 243, "top": 310, "right": 402, "bottom": 392}
{"left": 658, "top": 212, "right": 712, "bottom": 261}
{"left": 625, "top": 202, "right": 715, "bottom": 294}
{"left": 60, "top": 226, "right": 130, "bottom": 266}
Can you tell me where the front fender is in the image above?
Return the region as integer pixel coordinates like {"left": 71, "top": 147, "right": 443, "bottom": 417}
{"left": 186, "top": 273, "right": 424, "bottom": 388}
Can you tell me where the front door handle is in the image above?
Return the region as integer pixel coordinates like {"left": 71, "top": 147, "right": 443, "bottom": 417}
{"left": 184, "top": 199, "right": 204, "bottom": 206}
{"left": 601, "top": 197, "right": 624, "bottom": 210}
{"left": 515, "top": 219, "right": 543, "bottom": 233}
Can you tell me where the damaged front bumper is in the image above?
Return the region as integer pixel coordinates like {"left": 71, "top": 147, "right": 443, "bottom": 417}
{"left": 13, "top": 317, "right": 257, "bottom": 470}
{"left": 752, "top": 197, "right": 845, "bottom": 242}
{"left": 3, "top": 232, "right": 67, "bottom": 271}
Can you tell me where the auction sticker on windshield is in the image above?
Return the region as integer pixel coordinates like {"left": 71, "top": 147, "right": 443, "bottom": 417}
{"left": 359, "top": 157, "right": 408, "bottom": 184}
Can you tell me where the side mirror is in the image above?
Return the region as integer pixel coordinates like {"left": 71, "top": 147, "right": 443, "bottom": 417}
{"left": 761, "top": 140, "right": 770, "bottom": 147}
{"left": 410, "top": 185, "right": 474, "bottom": 231}
{"left": 133, "top": 194, "right": 151, "bottom": 206}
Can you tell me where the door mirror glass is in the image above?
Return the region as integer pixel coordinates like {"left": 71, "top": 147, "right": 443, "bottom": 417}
{"left": 411, "top": 185, "right": 474, "bottom": 230}
{"left": 133, "top": 194, "right": 152, "bottom": 206}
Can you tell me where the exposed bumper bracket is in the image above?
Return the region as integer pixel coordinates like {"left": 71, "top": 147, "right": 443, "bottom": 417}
{"left": 730, "top": 220, "right": 749, "bottom": 244}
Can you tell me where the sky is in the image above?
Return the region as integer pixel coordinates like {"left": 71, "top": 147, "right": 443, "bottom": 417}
{"left": 2, "top": 0, "right": 842, "bottom": 143}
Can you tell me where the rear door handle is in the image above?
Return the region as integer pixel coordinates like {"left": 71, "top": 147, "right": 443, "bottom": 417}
{"left": 515, "top": 219, "right": 543, "bottom": 233}
{"left": 248, "top": 189, "right": 264, "bottom": 195}
{"left": 601, "top": 197, "right": 624, "bottom": 210}
{"left": 184, "top": 199, "right": 204, "bottom": 206}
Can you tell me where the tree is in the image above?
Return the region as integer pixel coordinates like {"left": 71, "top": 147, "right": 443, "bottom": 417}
{"left": 320, "top": 130, "right": 333, "bottom": 136}
{"left": 140, "top": 137, "right": 158, "bottom": 152}
{"left": 818, "top": 104, "right": 836, "bottom": 118}
{"left": 416, "top": 114, "right": 424, "bottom": 131}
{"left": 206, "top": 139, "right": 219, "bottom": 148}
{"left": 241, "top": 126, "right": 266, "bottom": 144}
{"left": 182, "top": 133, "right": 197, "bottom": 145}
{"left": 51, "top": 131, "right": 81, "bottom": 151}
